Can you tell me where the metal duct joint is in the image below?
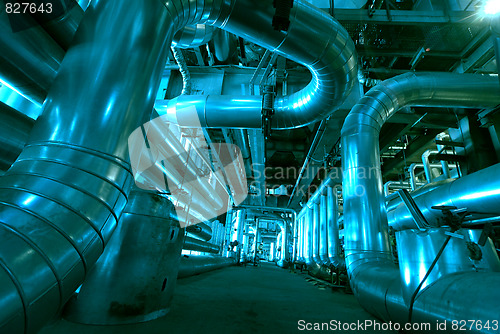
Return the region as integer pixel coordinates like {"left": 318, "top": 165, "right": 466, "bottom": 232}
{"left": 341, "top": 72, "right": 500, "bottom": 327}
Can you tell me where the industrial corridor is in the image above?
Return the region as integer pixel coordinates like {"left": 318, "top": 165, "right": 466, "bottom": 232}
{"left": 39, "top": 263, "right": 393, "bottom": 334}
{"left": 1, "top": 0, "right": 500, "bottom": 333}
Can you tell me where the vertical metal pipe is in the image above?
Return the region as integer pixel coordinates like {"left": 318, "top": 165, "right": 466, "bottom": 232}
{"left": 236, "top": 210, "right": 245, "bottom": 263}
{"left": 299, "top": 217, "right": 305, "bottom": 262}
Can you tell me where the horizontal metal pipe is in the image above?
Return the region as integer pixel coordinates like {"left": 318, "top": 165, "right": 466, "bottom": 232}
{"left": 341, "top": 72, "right": 500, "bottom": 328}
{"left": 177, "top": 255, "right": 235, "bottom": 278}
{"left": 183, "top": 236, "right": 220, "bottom": 254}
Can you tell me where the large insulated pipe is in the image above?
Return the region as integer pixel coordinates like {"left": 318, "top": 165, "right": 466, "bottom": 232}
{"left": 172, "top": 24, "right": 216, "bottom": 49}
{"left": 63, "top": 189, "right": 184, "bottom": 325}
{"left": 327, "top": 185, "right": 343, "bottom": 269}
{"left": 0, "top": 103, "right": 35, "bottom": 172}
{"left": 158, "top": 0, "right": 357, "bottom": 129}
{"left": 34, "top": 1, "right": 84, "bottom": 50}
{"left": 389, "top": 162, "right": 500, "bottom": 231}
{"left": 177, "top": 255, "right": 235, "bottom": 278}
{"left": 341, "top": 72, "right": 500, "bottom": 328}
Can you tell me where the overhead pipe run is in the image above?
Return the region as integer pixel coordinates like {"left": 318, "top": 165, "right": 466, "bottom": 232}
{"left": 341, "top": 72, "right": 500, "bottom": 329}
{"left": 157, "top": 0, "right": 357, "bottom": 129}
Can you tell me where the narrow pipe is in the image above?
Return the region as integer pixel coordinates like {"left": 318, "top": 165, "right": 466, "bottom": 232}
{"left": 435, "top": 133, "right": 451, "bottom": 179}
{"left": 303, "top": 208, "right": 313, "bottom": 267}
{"left": 288, "top": 120, "right": 327, "bottom": 206}
{"left": 408, "top": 163, "right": 442, "bottom": 190}
{"left": 341, "top": 72, "right": 500, "bottom": 328}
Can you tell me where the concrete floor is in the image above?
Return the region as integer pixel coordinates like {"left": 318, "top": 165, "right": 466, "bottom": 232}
{"left": 40, "top": 263, "right": 395, "bottom": 334}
